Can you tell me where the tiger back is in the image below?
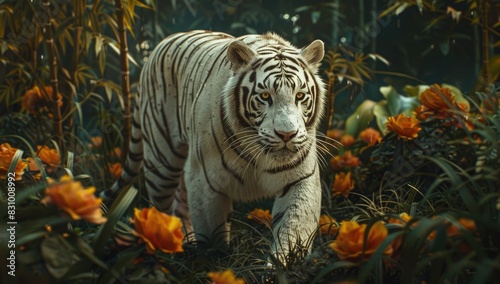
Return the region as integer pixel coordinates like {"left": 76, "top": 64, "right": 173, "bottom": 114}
{"left": 103, "top": 30, "right": 326, "bottom": 260}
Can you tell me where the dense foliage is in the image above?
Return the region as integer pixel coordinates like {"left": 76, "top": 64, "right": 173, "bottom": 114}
{"left": 1, "top": 0, "right": 499, "bottom": 283}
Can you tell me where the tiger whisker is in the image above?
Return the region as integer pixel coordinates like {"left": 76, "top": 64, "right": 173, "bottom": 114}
{"left": 220, "top": 134, "right": 258, "bottom": 157}
{"left": 223, "top": 128, "right": 256, "bottom": 142}
{"left": 243, "top": 146, "right": 266, "bottom": 179}
{"left": 228, "top": 138, "right": 260, "bottom": 170}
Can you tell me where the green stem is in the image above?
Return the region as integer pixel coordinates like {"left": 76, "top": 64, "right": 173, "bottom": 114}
{"left": 41, "top": 0, "right": 64, "bottom": 155}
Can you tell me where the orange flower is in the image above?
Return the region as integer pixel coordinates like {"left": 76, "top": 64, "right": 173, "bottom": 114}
{"left": 343, "top": 151, "right": 360, "bottom": 167}
{"left": 25, "top": 157, "right": 42, "bottom": 179}
{"left": 414, "top": 105, "right": 433, "bottom": 120}
{"left": 359, "top": 128, "right": 381, "bottom": 146}
{"left": 385, "top": 114, "right": 421, "bottom": 140}
{"left": 456, "top": 102, "right": 470, "bottom": 113}
{"left": 330, "top": 151, "right": 360, "bottom": 171}
{"left": 332, "top": 172, "right": 355, "bottom": 197}
{"left": 108, "top": 163, "right": 122, "bottom": 179}
{"left": 208, "top": 269, "right": 245, "bottom": 284}
{"left": 41, "top": 175, "right": 107, "bottom": 224}
{"left": 446, "top": 218, "right": 476, "bottom": 238}
{"left": 482, "top": 97, "right": 500, "bottom": 112}
{"left": 22, "top": 86, "right": 63, "bottom": 115}
{"left": 37, "top": 145, "right": 60, "bottom": 167}
{"left": 326, "top": 129, "right": 344, "bottom": 141}
{"left": 90, "top": 136, "right": 103, "bottom": 148}
{"left": 112, "top": 147, "right": 122, "bottom": 159}
{"left": 340, "top": 134, "right": 355, "bottom": 148}
{"left": 131, "top": 207, "right": 184, "bottom": 254}
{"left": 22, "top": 86, "right": 45, "bottom": 115}
{"left": 0, "top": 143, "right": 27, "bottom": 180}
{"left": 388, "top": 213, "right": 413, "bottom": 254}
{"left": 319, "top": 214, "right": 338, "bottom": 236}
{"left": 426, "top": 216, "right": 476, "bottom": 241}
{"left": 388, "top": 212, "right": 413, "bottom": 226}
{"left": 419, "top": 84, "right": 456, "bottom": 110}
{"left": 247, "top": 208, "right": 272, "bottom": 226}
{"left": 330, "top": 221, "right": 393, "bottom": 262}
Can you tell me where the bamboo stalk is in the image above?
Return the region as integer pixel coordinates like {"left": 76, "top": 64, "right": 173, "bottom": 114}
{"left": 327, "top": 74, "right": 336, "bottom": 130}
{"left": 480, "top": 0, "right": 491, "bottom": 93}
{"left": 69, "top": 0, "right": 83, "bottom": 142}
{"left": 370, "top": 0, "right": 377, "bottom": 69}
{"left": 32, "top": 19, "right": 37, "bottom": 73}
{"left": 42, "top": 0, "right": 64, "bottom": 153}
{"left": 114, "top": 0, "right": 131, "bottom": 161}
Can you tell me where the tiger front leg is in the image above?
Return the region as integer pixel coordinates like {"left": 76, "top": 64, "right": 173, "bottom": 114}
{"left": 184, "top": 174, "right": 233, "bottom": 245}
{"left": 270, "top": 173, "right": 321, "bottom": 264}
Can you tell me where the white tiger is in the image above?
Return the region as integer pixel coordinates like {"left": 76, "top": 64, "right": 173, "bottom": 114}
{"left": 102, "top": 30, "right": 326, "bottom": 260}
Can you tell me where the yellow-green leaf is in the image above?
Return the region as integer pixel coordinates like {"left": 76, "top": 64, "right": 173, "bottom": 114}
{"left": 416, "top": 0, "right": 423, "bottom": 13}
{"left": 345, "top": 100, "right": 376, "bottom": 136}
{"left": 98, "top": 48, "right": 106, "bottom": 76}
{"left": 395, "top": 3, "right": 409, "bottom": 16}
{"left": 94, "top": 34, "right": 103, "bottom": 55}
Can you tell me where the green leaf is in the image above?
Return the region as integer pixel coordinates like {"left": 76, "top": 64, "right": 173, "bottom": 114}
{"left": 416, "top": 0, "right": 423, "bottom": 13}
{"left": 92, "top": 184, "right": 138, "bottom": 255}
{"left": 395, "top": 3, "right": 409, "bottom": 15}
{"left": 373, "top": 100, "right": 389, "bottom": 135}
{"left": 403, "top": 84, "right": 428, "bottom": 98}
{"left": 357, "top": 230, "right": 404, "bottom": 283}
{"left": 401, "top": 217, "right": 444, "bottom": 282}
{"left": 386, "top": 88, "right": 402, "bottom": 116}
{"left": 441, "top": 83, "right": 468, "bottom": 105}
{"left": 75, "top": 238, "right": 108, "bottom": 270}
{"left": 99, "top": 245, "right": 145, "bottom": 284}
{"left": 127, "top": 0, "right": 136, "bottom": 20}
{"left": 14, "top": 183, "right": 47, "bottom": 206}
{"left": 41, "top": 235, "right": 81, "bottom": 279}
{"left": 345, "top": 100, "right": 376, "bottom": 137}
{"left": 311, "top": 261, "right": 357, "bottom": 284}
{"left": 295, "top": 5, "right": 312, "bottom": 13}
{"left": 7, "top": 148, "right": 23, "bottom": 178}
{"left": 107, "top": 41, "right": 138, "bottom": 67}
{"left": 98, "top": 47, "right": 106, "bottom": 76}
{"left": 16, "top": 231, "right": 48, "bottom": 246}
{"left": 94, "top": 34, "right": 103, "bottom": 56}
{"left": 379, "top": 85, "right": 397, "bottom": 99}
{"left": 311, "top": 11, "right": 321, "bottom": 24}
{"left": 439, "top": 40, "right": 450, "bottom": 55}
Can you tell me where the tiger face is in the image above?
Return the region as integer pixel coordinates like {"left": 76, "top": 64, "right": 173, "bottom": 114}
{"left": 226, "top": 38, "right": 325, "bottom": 167}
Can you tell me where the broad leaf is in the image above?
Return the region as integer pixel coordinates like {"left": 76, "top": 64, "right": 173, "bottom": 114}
{"left": 41, "top": 235, "right": 80, "bottom": 279}
{"left": 345, "top": 100, "right": 376, "bottom": 137}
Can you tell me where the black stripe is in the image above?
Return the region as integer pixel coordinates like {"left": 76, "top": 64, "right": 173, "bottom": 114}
{"left": 234, "top": 74, "right": 252, "bottom": 128}
{"left": 210, "top": 119, "right": 245, "bottom": 185}
{"left": 197, "top": 141, "right": 228, "bottom": 197}
{"left": 280, "top": 163, "right": 317, "bottom": 197}
{"left": 272, "top": 211, "right": 285, "bottom": 226}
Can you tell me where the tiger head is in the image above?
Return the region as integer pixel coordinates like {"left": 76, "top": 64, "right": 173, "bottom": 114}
{"left": 224, "top": 35, "right": 326, "bottom": 168}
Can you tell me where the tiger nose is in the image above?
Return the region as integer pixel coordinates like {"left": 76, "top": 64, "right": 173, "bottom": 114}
{"left": 275, "top": 129, "right": 298, "bottom": 142}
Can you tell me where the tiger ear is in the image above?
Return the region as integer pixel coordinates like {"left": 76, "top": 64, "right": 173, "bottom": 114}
{"left": 228, "top": 40, "right": 257, "bottom": 69}
{"left": 301, "top": 40, "right": 324, "bottom": 67}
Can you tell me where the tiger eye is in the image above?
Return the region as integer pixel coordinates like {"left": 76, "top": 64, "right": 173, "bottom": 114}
{"left": 296, "top": 92, "right": 305, "bottom": 99}
{"left": 260, "top": 92, "right": 270, "bottom": 100}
